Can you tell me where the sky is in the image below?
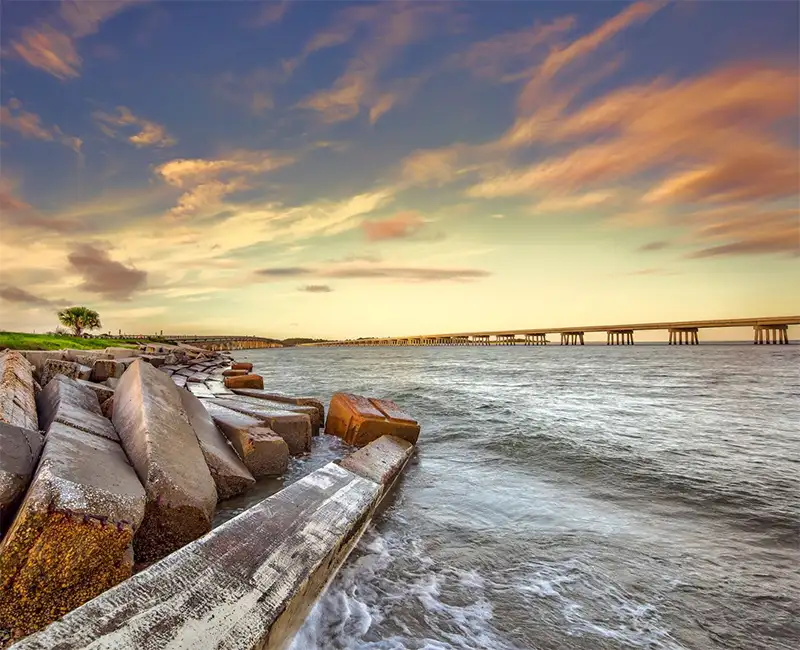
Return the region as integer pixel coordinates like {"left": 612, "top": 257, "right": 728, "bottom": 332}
{"left": 0, "top": 0, "right": 798, "bottom": 341}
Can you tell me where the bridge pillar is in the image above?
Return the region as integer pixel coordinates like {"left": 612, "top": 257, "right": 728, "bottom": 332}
{"left": 560, "top": 331, "right": 584, "bottom": 345}
{"left": 607, "top": 329, "right": 634, "bottom": 345}
{"left": 669, "top": 328, "right": 699, "bottom": 345}
{"left": 524, "top": 333, "right": 547, "bottom": 345}
{"left": 754, "top": 324, "right": 789, "bottom": 344}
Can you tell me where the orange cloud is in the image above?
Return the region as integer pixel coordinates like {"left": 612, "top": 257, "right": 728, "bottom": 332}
{"left": 93, "top": 106, "right": 176, "bottom": 148}
{"left": 362, "top": 211, "right": 424, "bottom": 241}
{"left": 0, "top": 99, "right": 82, "bottom": 154}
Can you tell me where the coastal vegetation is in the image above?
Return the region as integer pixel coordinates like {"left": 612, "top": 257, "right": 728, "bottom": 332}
{"left": 0, "top": 331, "right": 143, "bottom": 351}
{"left": 57, "top": 306, "right": 102, "bottom": 337}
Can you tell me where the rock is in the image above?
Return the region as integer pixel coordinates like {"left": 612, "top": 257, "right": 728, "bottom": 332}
{"left": 0, "top": 422, "right": 146, "bottom": 636}
{"left": 39, "top": 359, "right": 81, "bottom": 387}
{"left": 104, "top": 376, "right": 120, "bottom": 389}
{"left": 172, "top": 374, "right": 187, "bottom": 388}
{"left": 186, "top": 382, "right": 215, "bottom": 399}
{"left": 19, "top": 351, "right": 65, "bottom": 378}
{"left": 11, "top": 464, "right": 383, "bottom": 650}
{"left": 339, "top": 435, "right": 414, "bottom": 487}
{"left": 91, "top": 358, "right": 123, "bottom": 382}
{"left": 178, "top": 390, "right": 255, "bottom": 500}
{"left": 112, "top": 359, "right": 217, "bottom": 563}
{"left": 139, "top": 355, "right": 165, "bottom": 368}
{"left": 0, "top": 423, "right": 43, "bottom": 535}
{"left": 223, "top": 374, "right": 264, "bottom": 390}
{"left": 0, "top": 350, "right": 39, "bottom": 431}
{"left": 226, "top": 394, "right": 320, "bottom": 433}
{"left": 209, "top": 398, "right": 311, "bottom": 455}
{"left": 76, "top": 364, "right": 92, "bottom": 380}
{"left": 206, "top": 379, "right": 234, "bottom": 396}
{"left": 101, "top": 396, "right": 114, "bottom": 419}
{"left": 62, "top": 350, "right": 111, "bottom": 367}
{"left": 187, "top": 372, "right": 210, "bottom": 383}
{"left": 77, "top": 379, "right": 114, "bottom": 404}
{"left": 325, "top": 393, "right": 420, "bottom": 447}
{"left": 231, "top": 362, "right": 253, "bottom": 372}
{"left": 230, "top": 389, "right": 324, "bottom": 432}
{"left": 221, "top": 368, "right": 248, "bottom": 377}
{"left": 175, "top": 368, "right": 194, "bottom": 378}
{"left": 164, "top": 353, "right": 178, "bottom": 365}
{"left": 37, "top": 376, "right": 119, "bottom": 443}
{"left": 103, "top": 347, "right": 140, "bottom": 359}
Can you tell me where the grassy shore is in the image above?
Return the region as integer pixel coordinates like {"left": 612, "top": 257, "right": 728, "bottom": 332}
{"left": 0, "top": 331, "right": 147, "bottom": 351}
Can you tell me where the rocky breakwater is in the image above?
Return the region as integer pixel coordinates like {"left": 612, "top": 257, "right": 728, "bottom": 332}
{"left": 1, "top": 343, "right": 422, "bottom": 649}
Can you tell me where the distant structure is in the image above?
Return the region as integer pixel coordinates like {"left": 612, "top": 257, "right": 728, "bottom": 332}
{"left": 300, "top": 316, "right": 798, "bottom": 347}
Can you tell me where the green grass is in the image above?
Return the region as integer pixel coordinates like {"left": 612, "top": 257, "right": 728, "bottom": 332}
{"left": 0, "top": 331, "right": 149, "bottom": 351}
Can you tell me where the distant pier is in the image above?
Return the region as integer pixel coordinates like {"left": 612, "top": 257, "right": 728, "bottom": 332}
{"left": 301, "top": 317, "right": 799, "bottom": 347}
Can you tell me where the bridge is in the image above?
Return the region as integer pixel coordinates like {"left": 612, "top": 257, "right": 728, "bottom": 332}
{"left": 300, "top": 316, "right": 800, "bottom": 347}
{"left": 116, "top": 334, "right": 282, "bottom": 351}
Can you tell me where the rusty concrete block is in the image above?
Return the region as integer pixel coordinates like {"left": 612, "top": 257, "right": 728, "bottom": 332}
{"left": 0, "top": 423, "right": 145, "bottom": 637}
{"left": 223, "top": 374, "right": 264, "bottom": 390}
{"left": 221, "top": 368, "right": 248, "bottom": 377}
{"left": 230, "top": 362, "right": 253, "bottom": 372}
{"left": 325, "top": 393, "right": 420, "bottom": 447}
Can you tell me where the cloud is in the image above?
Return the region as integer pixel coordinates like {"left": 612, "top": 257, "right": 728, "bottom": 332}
{"left": 7, "top": 1, "right": 138, "bottom": 79}
{"left": 639, "top": 240, "right": 670, "bottom": 252}
{"left": 67, "top": 243, "right": 148, "bottom": 300}
{"left": 1, "top": 99, "right": 82, "bottom": 153}
{"left": 256, "top": 267, "right": 312, "bottom": 277}
{"left": 296, "top": 2, "right": 449, "bottom": 124}
{"left": 0, "top": 177, "right": 81, "bottom": 233}
{"left": 93, "top": 106, "right": 176, "bottom": 148}
{"left": 362, "top": 211, "right": 424, "bottom": 241}
{"left": 212, "top": 68, "right": 281, "bottom": 116}
{"left": 0, "top": 285, "right": 52, "bottom": 306}
{"left": 301, "top": 284, "right": 334, "bottom": 293}
{"left": 154, "top": 149, "right": 296, "bottom": 217}
{"left": 254, "top": 1, "right": 291, "bottom": 28}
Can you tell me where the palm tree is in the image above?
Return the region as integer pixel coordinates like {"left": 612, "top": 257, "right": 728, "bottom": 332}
{"left": 57, "top": 306, "right": 102, "bottom": 337}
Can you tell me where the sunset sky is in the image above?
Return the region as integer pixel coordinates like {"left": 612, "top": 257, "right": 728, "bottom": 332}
{"left": 1, "top": 0, "right": 798, "bottom": 340}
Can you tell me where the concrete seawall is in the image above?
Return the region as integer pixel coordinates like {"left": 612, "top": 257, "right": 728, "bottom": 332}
{"left": 12, "top": 437, "right": 414, "bottom": 650}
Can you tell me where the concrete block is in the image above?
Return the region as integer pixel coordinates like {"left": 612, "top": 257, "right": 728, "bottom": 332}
{"left": 339, "top": 435, "right": 414, "bottom": 487}
{"left": 62, "top": 350, "right": 111, "bottom": 367}
{"left": 104, "top": 376, "right": 120, "bottom": 389}
{"left": 76, "top": 364, "right": 92, "bottom": 380}
{"left": 222, "top": 368, "right": 248, "bottom": 377}
{"left": 187, "top": 381, "right": 215, "bottom": 399}
{"left": 209, "top": 398, "right": 311, "bottom": 455}
{"left": 0, "top": 423, "right": 145, "bottom": 636}
{"left": 172, "top": 374, "right": 188, "bottom": 388}
{"left": 231, "top": 389, "right": 324, "bottom": 431}
{"left": 231, "top": 362, "right": 253, "bottom": 372}
{"left": 325, "top": 393, "right": 420, "bottom": 447}
{"left": 175, "top": 367, "right": 194, "bottom": 378}
{"left": 19, "top": 351, "right": 65, "bottom": 378}
{"left": 0, "top": 350, "right": 39, "bottom": 432}
{"left": 206, "top": 379, "right": 234, "bottom": 396}
{"left": 77, "top": 379, "right": 114, "bottom": 404}
{"left": 223, "top": 374, "right": 264, "bottom": 390}
{"left": 103, "top": 347, "right": 140, "bottom": 359}
{"left": 139, "top": 355, "right": 165, "bottom": 368}
{"left": 0, "top": 423, "right": 43, "bottom": 535}
{"left": 37, "top": 376, "right": 118, "bottom": 443}
{"left": 179, "top": 389, "right": 255, "bottom": 500}
{"left": 187, "top": 372, "right": 210, "bottom": 383}
{"left": 223, "top": 425, "right": 288, "bottom": 478}
{"left": 90, "top": 358, "right": 123, "bottom": 382}
{"left": 101, "top": 396, "right": 114, "bottom": 419}
{"left": 12, "top": 463, "right": 382, "bottom": 650}
{"left": 39, "top": 359, "right": 81, "bottom": 387}
{"left": 113, "top": 359, "right": 217, "bottom": 563}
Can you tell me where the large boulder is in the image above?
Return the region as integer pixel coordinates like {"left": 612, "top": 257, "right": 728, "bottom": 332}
{"left": 325, "top": 393, "right": 420, "bottom": 447}
{"left": 37, "top": 376, "right": 118, "bottom": 442}
{"left": 178, "top": 390, "right": 255, "bottom": 500}
{"left": 113, "top": 360, "right": 217, "bottom": 562}
{"left": 223, "top": 374, "right": 264, "bottom": 390}
{"left": 209, "top": 398, "right": 311, "bottom": 455}
{"left": 0, "top": 423, "right": 43, "bottom": 535}
{"left": 0, "top": 423, "right": 145, "bottom": 636}
{"left": 0, "top": 350, "right": 38, "bottom": 431}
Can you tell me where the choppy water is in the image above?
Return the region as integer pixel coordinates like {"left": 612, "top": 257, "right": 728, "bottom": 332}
{"left": 229, "top": 345, "right": 799, "bottom": 650}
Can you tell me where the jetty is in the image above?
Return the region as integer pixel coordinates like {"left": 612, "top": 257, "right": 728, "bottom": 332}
{"left": 0, "top": 343, "right": 420, "bottom": 649}
{"left": 299, "top": 316, "right": 800, "bottom": 347}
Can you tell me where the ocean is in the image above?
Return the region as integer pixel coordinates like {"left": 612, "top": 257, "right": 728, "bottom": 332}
{"left": 220, "top": 345, "right": 799, "bottom": 650}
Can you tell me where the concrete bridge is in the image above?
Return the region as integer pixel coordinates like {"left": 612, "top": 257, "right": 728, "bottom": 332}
{"left": 301, "top": 316, "right": 799, "bottom": 347}
{"left": 118, "top": 334, "right": 282, "bottom": 351}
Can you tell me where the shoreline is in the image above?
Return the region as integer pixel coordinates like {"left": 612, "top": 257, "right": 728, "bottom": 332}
{"left": 0, "top": 343, "right": 420, "bottom": 648}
